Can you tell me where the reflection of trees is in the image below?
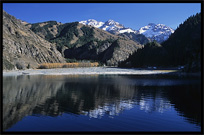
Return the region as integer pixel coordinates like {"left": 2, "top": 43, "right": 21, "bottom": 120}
{"left": 164, "top": 85, "right": 201, "bottom": 126}
{"left": 3, "top": 74, "right": 201, "bottom": 131}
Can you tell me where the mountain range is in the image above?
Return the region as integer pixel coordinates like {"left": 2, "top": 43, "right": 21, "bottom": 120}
{"left": 79, "top": 19, "right": 174, "bottom": 43}
{"left": 2, "top": 10, "right": 201, "bottom": 72}
{"left": 3, "top": 10, "right": 143, "bottom": 69}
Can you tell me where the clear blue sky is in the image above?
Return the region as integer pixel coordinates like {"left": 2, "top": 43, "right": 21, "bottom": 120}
{"left": 3, "top": 3, "right": 201, "bottom": 30}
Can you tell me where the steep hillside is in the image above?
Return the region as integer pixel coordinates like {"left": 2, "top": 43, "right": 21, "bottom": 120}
{"left": 29, "top": 21, "right": 143, "bottom": 66}
{"left": 162, "top": 13, "right": 201, "bottom": 71}
{"left": 3, "top": 10, "right": 65, "bottom": 70}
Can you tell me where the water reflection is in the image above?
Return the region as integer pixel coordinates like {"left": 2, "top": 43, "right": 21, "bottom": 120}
{"left": 3, "top": 74, "right": 201, "bottom": 131}
{"left": 82, "top": 99, "right": 139, "bottom": 119}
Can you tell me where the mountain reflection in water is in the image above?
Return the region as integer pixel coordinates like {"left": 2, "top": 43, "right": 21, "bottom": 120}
{"left": 3, "top": 74, "right": 201, "bottom": 131}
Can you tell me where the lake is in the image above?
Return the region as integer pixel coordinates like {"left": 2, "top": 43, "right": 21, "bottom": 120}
{"left": 3, "top": 72, "right": 201, "bottom": 132}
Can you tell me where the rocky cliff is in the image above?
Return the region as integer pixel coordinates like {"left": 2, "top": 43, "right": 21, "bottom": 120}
{"left": 3, "top": 10, "right": 65, "bottom": 70}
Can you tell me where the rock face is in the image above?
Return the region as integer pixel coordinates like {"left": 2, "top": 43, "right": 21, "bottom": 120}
{"left": 29, "top": 21, "right": 143, "bottom": 66}
{"left": 3, "top": 10, "right": 65, "bottom": 70}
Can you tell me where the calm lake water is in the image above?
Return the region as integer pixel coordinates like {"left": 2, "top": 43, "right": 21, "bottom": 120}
{"left": 3, "top": 73, "right": 201, "bottom": 132}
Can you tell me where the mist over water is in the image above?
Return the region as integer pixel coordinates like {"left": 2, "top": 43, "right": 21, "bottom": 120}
{"left": 3, "top": 74, "right": 201, "bottom": 131}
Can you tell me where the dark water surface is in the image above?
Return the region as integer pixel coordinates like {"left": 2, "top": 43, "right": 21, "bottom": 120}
{"left": 3, "top": 74, "right": 201, "bottom": 132}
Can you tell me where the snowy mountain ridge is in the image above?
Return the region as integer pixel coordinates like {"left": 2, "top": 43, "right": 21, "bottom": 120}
{"left": 138, "top": 23, "right": 174, "bottom": 43}
{"left": 79, "top": 19, "right": 174, "bottom": 43}
{"left": 79, "top": 19, "right": 104, "bottom": 28}
{"left": 79, "top": 19, "right": 136, "bottom": 34}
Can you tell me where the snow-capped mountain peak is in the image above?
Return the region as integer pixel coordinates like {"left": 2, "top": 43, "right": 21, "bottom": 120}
{"left": 138, "top": 23, "right": 174, "bottom": 43}
{"left": 100, "top": 19, "right": 125, "bottom": 32}
{"left": 79, "top": 19, "right": 104, "bottom": 28}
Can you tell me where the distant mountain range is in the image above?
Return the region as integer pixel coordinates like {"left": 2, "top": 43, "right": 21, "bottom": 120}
{"left": 79, "top": 19, "right": 174, "bottom": 43}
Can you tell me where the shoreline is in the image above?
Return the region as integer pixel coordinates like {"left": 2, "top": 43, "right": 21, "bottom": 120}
{"left": 3, "top": 67, "right": 180, "bottom": 76}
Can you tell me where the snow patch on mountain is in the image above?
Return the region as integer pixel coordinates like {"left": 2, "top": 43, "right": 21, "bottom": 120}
{"left": 119, "top": 28, "right": 135, "bottom": 34}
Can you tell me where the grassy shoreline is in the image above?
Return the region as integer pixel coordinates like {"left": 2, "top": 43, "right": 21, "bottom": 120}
{"left": 38, "top": 62, "right": 99, "bottom": 69}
